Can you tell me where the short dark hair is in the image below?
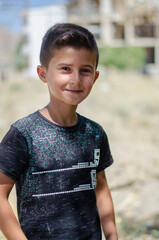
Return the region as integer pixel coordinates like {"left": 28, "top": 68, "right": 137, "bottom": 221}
{"left": 40, "top": 23, "right": 99, "bottom": 69}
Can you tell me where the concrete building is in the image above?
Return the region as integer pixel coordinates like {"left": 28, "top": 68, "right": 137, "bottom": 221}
{"left": 67, "top": 0, "right": 159, "bottom": 74}
{"left": 22, "top": 4, "right": 67, "bottom": 78}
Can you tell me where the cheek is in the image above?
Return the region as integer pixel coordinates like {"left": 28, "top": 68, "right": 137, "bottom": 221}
{"left": 47, "top": 75, "right": 68, "bottom": 92}
{"left": 84, "top": 80, "right": 94, "bottom": 90}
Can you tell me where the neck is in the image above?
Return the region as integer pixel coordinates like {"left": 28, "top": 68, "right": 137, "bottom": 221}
{"left": 40, "top": 101, "right": 78, "bottom": 127}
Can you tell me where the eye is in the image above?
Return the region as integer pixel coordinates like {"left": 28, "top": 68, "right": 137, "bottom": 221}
{"left": 62, "top": 67, "right": 70, "bottom": 71}
{"left": 81, "top": 68, "right": 91, "bottom": 73}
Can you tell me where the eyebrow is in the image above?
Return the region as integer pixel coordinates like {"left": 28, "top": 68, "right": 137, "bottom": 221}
{"left": 82, "top": 65, "right": 94, "bottom": 69}
{"left": 58, "top": 63, "right": 94, "bottom": 69}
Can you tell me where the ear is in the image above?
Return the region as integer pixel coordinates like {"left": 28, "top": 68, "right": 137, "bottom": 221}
{"left": 37, "top": 65, "right": 47, "bottom": 83}
{"left": 93, "top": 71, "right": 99, "bottom": 83}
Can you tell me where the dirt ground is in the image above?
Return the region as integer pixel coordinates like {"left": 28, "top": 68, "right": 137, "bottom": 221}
{"left": 0, "top": 69, "right": 159, "bottom": 239}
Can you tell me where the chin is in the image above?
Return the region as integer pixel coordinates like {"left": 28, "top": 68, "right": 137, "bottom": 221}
{"left": 64, "top": 98, "right": 85, "bottom": 106}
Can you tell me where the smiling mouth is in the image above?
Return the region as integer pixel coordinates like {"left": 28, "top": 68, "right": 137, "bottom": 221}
{"left": 66, "top": 89, "right": 83, "bottom": 93}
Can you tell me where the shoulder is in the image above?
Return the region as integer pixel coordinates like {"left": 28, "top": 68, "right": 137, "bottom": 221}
{"left": 12, "top": 111, "right": 39, "bottom": 136}
{"left": 79, "top": 114, "right": 105, "bottom": 136}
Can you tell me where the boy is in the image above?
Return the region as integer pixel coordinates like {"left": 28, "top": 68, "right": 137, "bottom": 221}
{"left": 0, "top": 23, "right": 118, "bottom": 240}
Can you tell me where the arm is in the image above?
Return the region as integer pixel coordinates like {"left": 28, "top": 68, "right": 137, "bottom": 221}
{"left": 0, "top": 172, "right": 27, "bottom": 240}
{"left": 95, "top": 170, "right": 118, "bottom": 240}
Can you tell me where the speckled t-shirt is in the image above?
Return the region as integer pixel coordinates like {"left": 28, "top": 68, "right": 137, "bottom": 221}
{"left": 0, "top": 111, "right": 113, "bottom": 240}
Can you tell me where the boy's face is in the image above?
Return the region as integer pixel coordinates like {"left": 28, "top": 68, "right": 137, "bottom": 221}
{"left": 37, "top": 47, "right": 99, "bottom": 107}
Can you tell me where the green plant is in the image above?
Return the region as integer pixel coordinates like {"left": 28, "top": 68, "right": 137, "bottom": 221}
{"left": 14, "top": 37, "right": 28, "bottom": 71}
{"left": 151, "top": 229, "right": 159, "bottom": 238}
{"left": 99, "top": 46, "right": 146, "bottom": 70}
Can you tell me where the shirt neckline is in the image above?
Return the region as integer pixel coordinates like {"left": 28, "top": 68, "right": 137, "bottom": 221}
{"left": 36, "top": 110, "right": 82, "bottom": 131}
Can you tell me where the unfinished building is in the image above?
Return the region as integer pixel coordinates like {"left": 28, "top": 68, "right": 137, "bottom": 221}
{"left": 67, "top": 0, "right": 159, "bottom": 74}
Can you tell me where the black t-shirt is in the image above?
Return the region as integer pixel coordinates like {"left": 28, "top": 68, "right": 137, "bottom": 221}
{"left": 0, "top": 111, "right": 113, "bottom": 240}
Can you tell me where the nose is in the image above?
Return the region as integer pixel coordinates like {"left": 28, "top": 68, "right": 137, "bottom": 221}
{"left": 70, "top": 70, "right": 81, "bottom": 84}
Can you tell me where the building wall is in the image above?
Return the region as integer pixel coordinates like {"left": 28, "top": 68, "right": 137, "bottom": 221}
{"left": 22, "top": 5, "right": 67, "bottom": 78}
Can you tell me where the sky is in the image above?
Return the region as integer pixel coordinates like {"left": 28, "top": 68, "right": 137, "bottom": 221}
{"left": 0, "top": 0, "right": 66, "bottom": 33}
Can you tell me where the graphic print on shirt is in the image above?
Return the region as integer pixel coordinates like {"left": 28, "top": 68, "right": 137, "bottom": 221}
{"left": 32, "top": 148, "right": 100, "bottom": 197}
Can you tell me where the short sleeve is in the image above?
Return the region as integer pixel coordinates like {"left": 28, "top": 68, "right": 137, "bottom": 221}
{"left": 0, "top": 125, "right": 28, "bottom": 181}
{"left": 96, "top": 130, "right": 114, "bottom": 173}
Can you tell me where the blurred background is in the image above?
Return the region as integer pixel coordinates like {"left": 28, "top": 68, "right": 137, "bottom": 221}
{"left": 0, "top": 0, "right": 159, "bottom": 239}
